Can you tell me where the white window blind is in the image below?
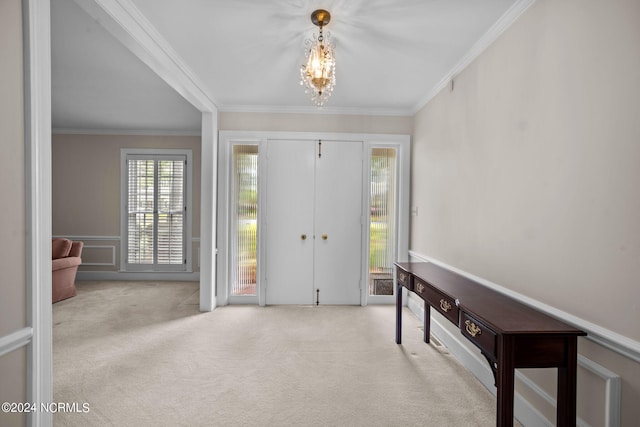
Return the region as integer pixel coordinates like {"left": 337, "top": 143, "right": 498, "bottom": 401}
{"left": 157, "top": 159, "right": 184, "bottom": 265}
{"left": 127, "top": 159, "right": 155, "bottom": 264}
{"left": 125, "top": 154, "right": 187, "bottom": 271}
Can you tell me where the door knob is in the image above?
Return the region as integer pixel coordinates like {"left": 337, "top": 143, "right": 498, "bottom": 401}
{"left": 322, "top": 234, "right": 328, "bottom": 240}
{"left": 301, "top": 234, "right": 307, "bottom": 240}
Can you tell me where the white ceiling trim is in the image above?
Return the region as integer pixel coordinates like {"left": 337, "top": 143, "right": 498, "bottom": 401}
{"left": 72, "top": 0, "right": 217, "bottom": 113}
{"left": 218, "top": 104, "right": 414, "bottom": 117}
{"left": 52, "top": 127, "right": 201, "bottom": 136}
{"left": 411, "top": 0, "right": 537, "bottom": 115}
{"left": 198, "top": 0, "right": 536, "bottom": 117}
{"left": 62, "top": 0, "right": 532, "bottom": 121}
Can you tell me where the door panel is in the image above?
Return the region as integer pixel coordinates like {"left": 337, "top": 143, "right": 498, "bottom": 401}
{"left": 314, "top": 141, "right": 363, "bottom": 304}
{"left": 265, "top": 140, "right": 315, "bottom": 304}
{"left": 265, "top": 139, "right": 363, "bottom": 305}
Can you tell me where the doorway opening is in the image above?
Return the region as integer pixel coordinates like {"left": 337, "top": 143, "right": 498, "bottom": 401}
{"left": 217, "top": 131, "right": 410, "bottom": 306}
{"left": 264, "top": 139, "right": 363, "bottom": 305}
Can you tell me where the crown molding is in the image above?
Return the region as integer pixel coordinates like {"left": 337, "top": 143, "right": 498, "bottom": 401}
{"left": 218, "top": 104, "right": 414, "bottom": 117}
{"left": 70, "top": 0, "right": 533, "bottom": 121}
{"left": 72, "top": 0, "right": 217, "bottom": 113}
{"left": 223, "top": 0, "right": 537, "bottom": 118}
{"left": 411, "top": 0, "right": 537, "bottom": 114}
{"left": 52, "top": 128, "right": 201, "bottom": 136}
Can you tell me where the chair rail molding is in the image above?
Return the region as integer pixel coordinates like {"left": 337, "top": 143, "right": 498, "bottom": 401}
{"left": 52, "top": 235, "right": 120, "bottom": 240}
{"left": 407, "top": 250, "right": 640, "bottom": 364}
{"left": 0, "top": 328, "right": 34, "bottom": 358}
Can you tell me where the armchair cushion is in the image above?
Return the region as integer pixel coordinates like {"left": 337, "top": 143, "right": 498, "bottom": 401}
{"left": 52, "top": 238, "right": 72, "bottom": 259}
{"left": 52, "top": 238, "right": 83, "bottom": 303}
{"left": 68, "top": 240, "right": 83, "bottom": 258}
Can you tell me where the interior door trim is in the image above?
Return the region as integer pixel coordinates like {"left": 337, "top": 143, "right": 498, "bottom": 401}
{"left": 217, "top": 131, "right": 410, "bottom": 307}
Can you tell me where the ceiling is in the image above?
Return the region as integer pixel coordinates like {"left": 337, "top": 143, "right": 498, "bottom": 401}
{"left": 51, "top": 0, "right": 524, "bottom": 133}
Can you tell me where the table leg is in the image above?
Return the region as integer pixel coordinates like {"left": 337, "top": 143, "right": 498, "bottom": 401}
{"left": 557, "top": 337, "right": 578, "bottom": 427}
{"left": 496, "top": 335, "right": 515, "bottom": 427}
{"left": 423, "top": 301, "right": 430, "bottom": 343}
{"left": 395, "top": 282, "right": 402, "bottom": 344}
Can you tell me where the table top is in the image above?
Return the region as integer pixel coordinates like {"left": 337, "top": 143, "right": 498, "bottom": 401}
{"left": 396, "top": 262, "right": 586, "bottom": 336}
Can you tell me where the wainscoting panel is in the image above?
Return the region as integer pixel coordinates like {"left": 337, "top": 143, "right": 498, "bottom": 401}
{"left": 406, "top": 250, "right": 625, "bottom": 427}
{"left": 81, "top": 245, "right": 116, "bottom": 267}
{"left": 54, "top": 235, "right": 201, "bottom": 280}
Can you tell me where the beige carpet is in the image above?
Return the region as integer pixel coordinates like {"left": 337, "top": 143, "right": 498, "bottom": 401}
{"left": 53, "top": 281, "right": 502, "bottom": 426}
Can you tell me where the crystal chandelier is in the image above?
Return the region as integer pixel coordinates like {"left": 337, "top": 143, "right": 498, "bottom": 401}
{"left": 300, "top": 9, "right": 336, "bottom": 107}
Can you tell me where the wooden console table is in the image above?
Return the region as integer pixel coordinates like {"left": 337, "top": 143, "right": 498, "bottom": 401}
{"left": 395, "top": 262, "right": 586, "bottom": 427}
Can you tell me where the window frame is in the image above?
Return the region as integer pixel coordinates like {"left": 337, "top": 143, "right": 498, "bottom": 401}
{"left": 120, "top": 148, "right": 193, "bottom": 273}
{"left": 364, "top": 139, "right": 410, "bottom": 305}
{"left": 229, "top": 144, "right": 259, "bottom": 298}
{"left": 369, "top": 147, "right": 399, "bottom": 297}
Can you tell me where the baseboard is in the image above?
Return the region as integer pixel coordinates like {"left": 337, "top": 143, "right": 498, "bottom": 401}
{"left": 406, "top": 250, "right": 623, "bottom": 427}
{"left": 407, "top": 296, "right": 552, "bottom": 426}
{"left": 76, "top": 271, "right": 200, "bottom": 281}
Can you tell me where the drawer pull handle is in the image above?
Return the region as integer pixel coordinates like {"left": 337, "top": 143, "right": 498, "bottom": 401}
{"left": 416, "top": 282, "right": 425, "bottom": 293}
{"left": 465, "top": 320, "right": 482, "bottom": 337}
{"left": 439, "top": 299, "right": 452, "bottom": 312}
{"left": 399, "top": 272, "right": 406, "bottom": 282}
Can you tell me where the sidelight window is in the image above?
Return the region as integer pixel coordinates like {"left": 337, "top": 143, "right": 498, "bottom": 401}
{"left": 230, "top": 145, "right": 258, "bottom": 296}
{"left": 369, "top": 148, "right": 397, "bottom": 296}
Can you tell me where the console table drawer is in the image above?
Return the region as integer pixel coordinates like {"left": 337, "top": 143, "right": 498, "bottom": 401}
{"left": 396, "top": 267, "right": 413, "bottom": 291}
{"left": 460, "top": 312, "right": 496, "bottom": 359}
{"left": 414, "top": 278, "right": 458, "bottom": 324}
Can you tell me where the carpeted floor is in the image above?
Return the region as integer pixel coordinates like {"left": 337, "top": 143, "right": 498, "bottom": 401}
{"left": 53, "top": 281, "right": 503, "bottom": 426}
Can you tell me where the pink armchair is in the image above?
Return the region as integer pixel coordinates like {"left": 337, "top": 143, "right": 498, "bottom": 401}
{"left": 52, "top": 238, "right": 83, "bottom": 303}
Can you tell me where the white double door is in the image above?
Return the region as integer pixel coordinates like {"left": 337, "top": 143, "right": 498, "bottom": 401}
{"left": 265, "top": 139, "right": 363, "bottom": 305}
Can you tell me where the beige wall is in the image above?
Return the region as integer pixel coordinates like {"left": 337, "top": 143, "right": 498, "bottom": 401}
{"left": 52, "top": 133, "right": 201, "bottom": 273}
{"left": 51, "top": 113, "right": 408, "bottom": 276}
{"left": 0, "top": 0, "right": 27, "bottom": 425}
{"left": 220, "top": 111, "right": 413, "bottom": 135}
{"left": 411, "top": 0, "right": 640, "bottom": 425}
